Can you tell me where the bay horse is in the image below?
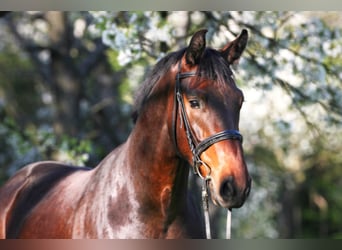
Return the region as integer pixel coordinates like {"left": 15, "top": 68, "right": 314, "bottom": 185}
{"left": 0, "top": 29, "right": 251, "bottom": 238}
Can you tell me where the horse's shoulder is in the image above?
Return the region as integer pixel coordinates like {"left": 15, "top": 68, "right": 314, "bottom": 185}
{"left": 0, "top": 161, "right": 91, "bottom": 238}
{"left": 9, "top": 161, "right": 90, "bottom": 203}
{"left": 24, "top": 160, "right": 90, "bottom": 176}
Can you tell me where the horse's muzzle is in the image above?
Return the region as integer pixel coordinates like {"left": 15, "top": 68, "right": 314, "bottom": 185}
{"left": 211, "top": 175, "right": 252, "bottom": 209}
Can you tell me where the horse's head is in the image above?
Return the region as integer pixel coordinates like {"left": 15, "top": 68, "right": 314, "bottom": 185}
{"left": 173, "top": 29, "right": 251, "bottom": 209}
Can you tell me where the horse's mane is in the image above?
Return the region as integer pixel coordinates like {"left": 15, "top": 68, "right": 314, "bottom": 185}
{"left": 132, "top": 47, "right": 235, "bottom": 122}
{"left": 132, "top": 49, "right": 185, "bottom": 122}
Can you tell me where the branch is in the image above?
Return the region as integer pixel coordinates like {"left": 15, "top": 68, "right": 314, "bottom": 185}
{"left": 245, "top": 49, "right": 339, "bottom": 136}
{"left": 4, "top": 14, "right": 52, "bottom": 85}
{"left": 236, "top": 19, "right": 340, "bottom": 78}
{"left": 78, "top": 38, "right": 108, "bottom": 78}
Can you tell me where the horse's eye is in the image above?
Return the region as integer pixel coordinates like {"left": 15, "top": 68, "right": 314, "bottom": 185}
{"left": 189, "top": 99, "right": 200, "bottom": 109}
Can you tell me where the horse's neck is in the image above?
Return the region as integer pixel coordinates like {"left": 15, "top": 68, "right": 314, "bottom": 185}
{"left": 126, "top": 120, "right": 192, "bottom": 236}
{"left": 89, "top": 116, "right": 192, "bottom": 237}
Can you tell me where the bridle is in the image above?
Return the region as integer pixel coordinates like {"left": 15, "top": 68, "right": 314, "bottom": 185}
{"left": 172, "top": 61, "right": 243, "bottom": 239}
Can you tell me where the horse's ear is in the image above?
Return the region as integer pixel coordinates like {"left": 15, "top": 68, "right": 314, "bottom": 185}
{"left": 221, "top": 29, "right": 248, "bottom": 65}
{"left": 185, "top": 29, "right": 207, "bottom": 65}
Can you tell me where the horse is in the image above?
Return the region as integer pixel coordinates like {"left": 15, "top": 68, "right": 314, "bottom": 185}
{"left": 0, "top": 28, "right": 251, "bottom": 238}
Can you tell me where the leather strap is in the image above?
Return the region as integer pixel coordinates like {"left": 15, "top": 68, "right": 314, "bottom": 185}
{"left": 194, "top": 130, "right": 243, "bottom": 162}
{"left": 172, "top": 61, "right": 242, "bottom": 239}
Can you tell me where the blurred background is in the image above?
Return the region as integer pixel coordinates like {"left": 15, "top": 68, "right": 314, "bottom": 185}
{"left": 0, "top": 11, "right": 341, "bottom": 238}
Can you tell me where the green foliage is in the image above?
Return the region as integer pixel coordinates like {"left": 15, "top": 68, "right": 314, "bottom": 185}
{"left": 297, "top": 138, "right": 342, "bottom": 238}
{"left": 106, "top": 50, "right": 123, "bottom": 71}
{"left": 0, "top": 115, "right": 92, "bottom": 186}
{"left": 1, "top": 11, "right": 341, "bottom": 238}
{"left": 0, "top": 50, "right": 42, "bottom": 123}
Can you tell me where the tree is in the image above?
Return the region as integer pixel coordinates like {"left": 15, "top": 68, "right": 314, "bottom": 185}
{"left": 0, "top": 11, "right": 341, "bottom": 238}
{"left": 0, "top": 12, "right": 134, "bottom": 178}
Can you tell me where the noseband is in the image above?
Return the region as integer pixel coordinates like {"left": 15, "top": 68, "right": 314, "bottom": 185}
{"left": 172, "top": 63, "right": 243, "bottom": 179}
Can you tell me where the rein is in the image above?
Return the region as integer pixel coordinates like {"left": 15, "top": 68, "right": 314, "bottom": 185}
{"left": 172, "top": 62, "right": 243, "bottom": 239}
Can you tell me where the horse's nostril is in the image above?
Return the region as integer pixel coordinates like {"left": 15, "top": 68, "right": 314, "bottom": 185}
{"left": 220, "top": 176, "right": 236, "bottom": 200}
